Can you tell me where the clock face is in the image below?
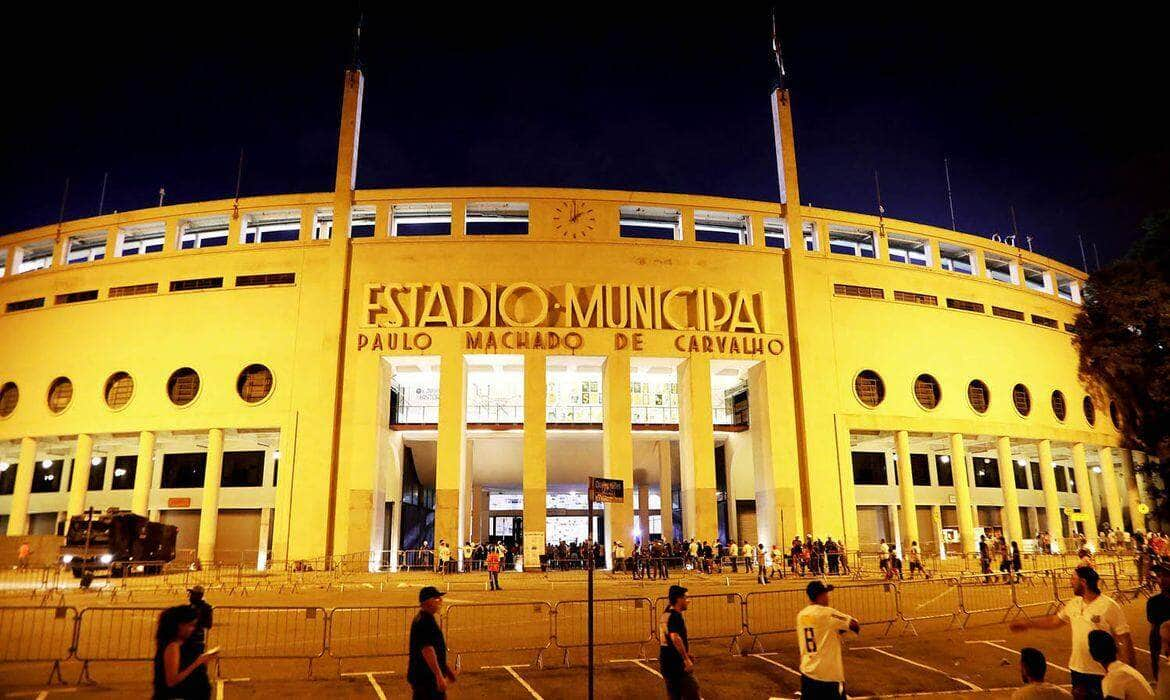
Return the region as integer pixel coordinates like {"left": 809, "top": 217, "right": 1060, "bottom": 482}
{"left": 552, "top": 200, "right": 596, "bottom": 239}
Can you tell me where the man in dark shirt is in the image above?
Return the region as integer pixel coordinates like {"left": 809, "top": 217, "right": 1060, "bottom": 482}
{"left": 658, "top": 584, "right": 699, "bottom": 700}
{"left": 1147, "top": 564, "right": 1170, "bottom": 680}
{"left": 407, "top": 586, "right": 457, "bottom": 699}
{"left": 186, "top": 585, "right": 213, "bottom": 653}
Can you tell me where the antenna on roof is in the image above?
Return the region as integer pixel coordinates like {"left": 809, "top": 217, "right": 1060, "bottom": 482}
{"left": 56, "top": 177, "right": 71, "bottom": 234}
{"left": 1077, "top": 234, "right": 1088, "bottom": 271}
{"left": 1092, "top": 242, "right": 1101, "bottom": 270}
{"left": 1009, "top": 205, "right": 1020, "bottom": 241}
{"left": 232, "top": 148, "right": 245, "bottom": 219}
{"left": 158, "top": 187, "right": 166, "bottom": 207}
{"left": 943, "top": 157, "right": 957, "bottom": 231}
{"left": 874, "top": 170, "right": 886, "bottom": 236}
{"left": 350, "top": 6, "right": 365, "bottom": 70}
{"left": 97, "top": 172, "right": 109, "bottom": 217}
{"left": 771, "top": 7, "right": 788, "bottom": 91}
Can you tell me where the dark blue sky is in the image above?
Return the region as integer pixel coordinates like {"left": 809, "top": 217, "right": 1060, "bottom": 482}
{"left": 2, "top": 6, "right": 1165, "bottom": 269}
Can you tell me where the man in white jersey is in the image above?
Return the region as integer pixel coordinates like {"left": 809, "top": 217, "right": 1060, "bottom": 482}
{"left": 797, "top": 580, "right": 861, "bottom": 699}
{"left": 1010, "top": 565, "right": 1134, "bottom": 699}
{"left": 1089, "top": 630, "right": 1153, "bottom": 700}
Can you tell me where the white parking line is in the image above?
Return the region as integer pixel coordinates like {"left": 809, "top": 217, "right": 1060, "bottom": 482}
{"left": 969, "top": 640, "right": 1072, "bottom": 673}
{"left": 4, "top": 690, "right": 77, "bottom": 699}
{"left": 481, "top": 664, "right": 544, "bottom": 700}
{"left": 614, "top": 658, "right": 707, "bottom": 700}
{"left": 749, "top": 652, "right": 801, "bottom": 677}
{"left": 855, "top": 646, "right": 982, "bottom": 691}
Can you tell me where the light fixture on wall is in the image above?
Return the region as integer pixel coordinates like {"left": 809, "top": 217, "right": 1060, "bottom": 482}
{"left": 41, "top": 459, "right": 53, "bottom": 469}
{"left": 91, "top": 457, "right": 102, "bottom": 466}
{"left": 938, "top": 455, "right": 950, "bottom": 463}
{"left": 274, "top": 450, "right": 281, "bottom": 460}
{"left": 0, "top": 462, "right": 9, "bottom": 472}
{"left": 1092, "top": 466, "right": 1103, "bottom": 474}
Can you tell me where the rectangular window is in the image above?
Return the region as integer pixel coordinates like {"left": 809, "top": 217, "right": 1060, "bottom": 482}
{"left": 935, "top": 456, "right": 954, "bottom": 486}
{"left": 887, "top": 234, "right": 931, "bottom": 266}
{"left": 236, "top": 272, "right": 295, "bottom": 287}
{"left": 1031, "top": 315, "right": 1059, "bottom": 329}
{"left": 111, "top": 455, "right": 137, "bottom": 490}
{"left": 169, "top": 277, "right": 224, "bottom": 292}
{"left": 1055, "top": 274, "right": 1080, "bottom": 303}
{"left": 992, "top": 306, "right": 1025, "bottom": 321}
{"left": 694, "top": 210, "right": 750, "bottom": 245}
{"left": 179, "top": 216, "right": 229, "bottom": 249}
{"left": 0, "top": 249, "right": 7, "bottom": 278}
{"left": 221, "top": 451, "right": 265, "bottom": 487}
{"left": 1064, "top": 323, "right": 1077, "bottom": 333}
{"left": 6, "top": 297, "right": 46, "bottom": 312}
{"left": 1023, "top": 265, "right": 1052, "bottom": 293}
{"left": 803, "top": 222, "right": 819, "bottom": 251}
{"left": 1068, "top": 468, "right": 1078, "bottom": 494}
{"left": 828, "top": 226, "right": 876, "bottom": 258}
{"left": 1013, "top": 460, "right": 1028, "bottom": 489}
{"left": 31, "top": 460, "right": 64, "bottom": 493}
{"left": 938, "top": 243, "right": 974, "bottom": 275}
{"left": 466, "top": 202, "right": 528, "bottom": 235}
{"left": 946, "top": 298, "right": 985, "bottom": 313}
{"left": 391, "top": 203, "right": 452, "bottom": 237}
{"left": 161, "top": 453, "right": 207, "bottom": 488}
{"left": 117, "top": 222, "right": 166, "bottom": 257}
{"left": 0, "top": 461, "right": 15, "bottom": 494}
{"left": 15, "top": 239, "right": 54, "bottom": 273}
{"left": 1054, "top": 465, "right": 1068, "bottom": 492}
{"left": 88, "top": 458, "right": 106, "bottom": 492}
{"left": 893, "top": 290, "right": 938, "bottom": 306}
{"left": 833, "top": 284, "right": 884, "bottom": 299}
{"left": 108, "top": 283, "right": 158, "bottom": 298}
{"left": 64, "top": 231, "right": 108, "bottom": 264}
{"left": 974, "top": 458, "right": 1001, "bottom": 487}
{"left": 619, "top": 205, "right": 680, "bottom": 240}
{"left": 242, "top": 210, "right": 301, "bottom": 244}
{"left": 763, "top": 217, "right": 787, "bottom": 249}
{"left": 1029, "top": 462, "right": 1042, "bottom": 491}
{"left": 984, "top": 253, "right": 1017, "bottom": 284}
{"left": 312, "top": 206, "right": 378, "bottom": 239}
{"left": 851, "top": 452, "right": 888, "bottom": 485}
{"left": 56, "top": 290, "right": 99, "bottom": 305}
{"left": 911, "top": 454, "right": 931, "bottom": 486}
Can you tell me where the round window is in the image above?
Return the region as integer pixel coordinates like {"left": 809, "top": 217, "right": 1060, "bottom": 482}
{"left": 1012, "top": 384, "right": 1031, "bottom": 417}
{"left": 1083, "top": 396, "right": 1096, "bottom": 426}
{"left": 914, "top": 374, "right": 941, "bottom": 410}
{"left": 0, "top": 382, "right": 18, "bottom": 418}
{"left": 237, "top": 364, "right": 274, "bottom": 403}
{"left": 967, "top": 380, "right": 990, "bottom": 414}
{"left": 167, "top": 368, "right": 201, "bottom": 406}
{"left": 854, "top": 370, "right": 885, "bottom": 408}
{"left": 47, "top": 377, "right": 74, "bottom": 414}
{"left": 1051, "top": 390, "right": 1067, "bottom": 421}
{"left": 105, "top": 372, "right": 135, "bottom": 410}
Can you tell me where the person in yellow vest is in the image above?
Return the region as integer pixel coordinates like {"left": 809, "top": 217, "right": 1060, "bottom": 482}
{"left": 728, "top": 541, "right": 740, "bottom": 573}
{"left": 437, "top": 540, "right": 451, "bottom": 575}
{"left": 486, "top": 547, "right": 502, "bottom": 591}
{"left": 461, "top": 542, "right": 473, "bottom": 572}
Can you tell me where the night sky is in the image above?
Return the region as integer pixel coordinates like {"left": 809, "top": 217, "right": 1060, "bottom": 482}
{"left": 2, "top": 7, "right": 1166, "bottom": 269}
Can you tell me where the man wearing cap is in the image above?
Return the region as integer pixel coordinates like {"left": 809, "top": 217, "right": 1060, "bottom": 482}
{"left": 1146, "top": 564, "right": 1170, "bottom": 681}
{"left": 797, "top": 580, "right": 860, "bottom": 699}
{"left": 186, "top": 585, "right": 213, "bottom": 654}
{"left": 659, "top": 584, "right": 699, "bottom": 699}
{"left": 1010, "top": 565, "right": 1134, "bottom": 699}
{"left": 408, "top": 586, "right": 457, "bottom": 699}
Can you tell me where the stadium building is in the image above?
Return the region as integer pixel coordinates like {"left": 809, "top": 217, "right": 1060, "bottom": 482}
{"left": 0, "top": 68, "right": 1153, "bottom": 571}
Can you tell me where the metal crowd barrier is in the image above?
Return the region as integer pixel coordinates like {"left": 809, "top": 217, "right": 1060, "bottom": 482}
{"left": 327, "top": 605, "right": 417, "bottom": 669}
{"left": 444, "top": 601, "right": 554, "bottom": 667}
{"left": 552, "top": 597, "right": 654, "bottom": 663}
{"left": 0, "top": 605, "right": 76, "bottom": 683}
{"left": 653, "top": 592, "right": 746, "bottom": 652}
{"left": 208, "top": 606, "right": 328, "bottom": 677}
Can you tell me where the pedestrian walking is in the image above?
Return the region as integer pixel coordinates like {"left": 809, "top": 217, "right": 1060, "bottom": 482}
{"left": 408, "top": 586, "right": 458, "bottom": 699}
{"left": 1089, "top": 630, "right": 1154, "bottom": 699}
{"left": 756, "top": 544, "right": 769, "bottom": 585}
{"left": 153, "top": 605, "right": 217, "bottom": 700}
{"left": 1012, "top": 647, "right": 1069, "bottom": 699}
{"left": 907, "top": 541, "right": 926, "bottom": 579}
{"left": 16, "top": 541, "right": 30, "bottom": 571}
{"left": 186, "top": 585, "right": 213, "bottom": 654}
{"left": 797, "top": 580, "right": 860, "bottom": 699}
{"left": 486, "top": 547, "right": 502, "bottom": 591}
{"left": 1010, "top": 566, "right": 1134, "bottom": 698}
{"left": 729, "top": 541, "right": 739, "bottom": 573}
{"left": 658, "top": 584, "right": 699, "bottom": 700}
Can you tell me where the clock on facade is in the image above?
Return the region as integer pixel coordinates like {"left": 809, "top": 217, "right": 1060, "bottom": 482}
{"left": 552, "top": 200, "right": 596, "bottom": 239}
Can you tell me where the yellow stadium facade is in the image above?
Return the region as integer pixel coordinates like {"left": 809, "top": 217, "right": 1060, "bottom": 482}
{"left": 0, "top": 70, "right": 1151, "bottom": 570}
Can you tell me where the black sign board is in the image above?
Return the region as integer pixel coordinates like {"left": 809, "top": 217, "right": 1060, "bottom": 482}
{"left": 588, "top": 477, "right": 624, "bottom": 504}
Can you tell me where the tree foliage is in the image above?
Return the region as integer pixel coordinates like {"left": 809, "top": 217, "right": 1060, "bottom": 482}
{"left": 1074, "top": 211, "right": 1170, "bottom": 518}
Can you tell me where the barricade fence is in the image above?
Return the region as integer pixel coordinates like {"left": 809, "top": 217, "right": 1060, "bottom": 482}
{"left": 1, "top": 564, "right": 1151, "bottom": 681}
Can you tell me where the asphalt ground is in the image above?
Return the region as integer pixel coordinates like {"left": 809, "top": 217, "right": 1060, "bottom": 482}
{"left": 0, "top": 567, "right": 1158, "bottom": 698}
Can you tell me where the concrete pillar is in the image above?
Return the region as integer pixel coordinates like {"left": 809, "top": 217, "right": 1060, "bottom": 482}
{"left": 949, "top": 434, "right": 976, "bottom": 555}
{"left": 930, "top": 505, "right": 943, "bottom": 557}
{"left": 5, "top": 437, "right": 38, "bottom": 536}
{"left": 603, "top": 353, "right": 634, "bottom": 568}
{"left": 1131, "top": 451, "right": 1150, "bottom": 532}
{"left": 66, "top": 434, "right": 95, "bottom": 519}
{"left": 522, "top": 354, "right": 547, "bottom": 570}
{"left": 434, "top": 354, "right": 467, "bottom": 563}
{"left": 1071, "top": 443, "right": 1099, "bottom": 547}
{"left": 893, "top": 430, "right": 918, "bottom": 554}
{"left": 1097, "top": 446, "right": 1124, "bottom": 532}
{"left": 130, "top": 431, "right": 156, "bottom": 516}
{"left": 638, "top": 483, "right": 651, "bottom": 545}
{"left": 197, "top": 428, "right": 225, "bottom": 563}
{"left": 834, "top": 419, "right": 860, "bottom": 551}
{"left": 657, "top": 441, "right": 674, "bottom": 541}
{"left": 996, "top": 436, "right": 1024, "bottom": 546}
{"left": 386, "top": 431, "right": 405, "bottom": 570}
{"left": 677, "top": 356, "right": 717, "bottom": 542}
{"left": 1037, "top": 439, "right": 1063, "bottom": 553}
{"left": 748, "top": 359, "right": 804, "bottom": 548}
{"left": 257, "top": 507, "right": 273, "bottom": 569}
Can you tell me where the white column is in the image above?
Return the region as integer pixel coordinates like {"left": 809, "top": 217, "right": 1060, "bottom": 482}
{"left": 197, "top": 428, "right": 225, "bottom": 563}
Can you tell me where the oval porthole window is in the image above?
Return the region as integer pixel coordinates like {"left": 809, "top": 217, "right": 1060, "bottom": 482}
{"left": 1109, "top": 401, "right": 1121, "bottom": 430}
{"left": 967, "top": 380, "right": 990, "bottom": 414}
{"left": 237, "top": 364, "right": 274, "bottom": 404}
{"left": 1051, "top": 390, "right": 1067, "bottom": 421}
{"left": 47, "top": 377, "right": 74, "bottom": 414}
{"left": 913, "top": 374, "right": 941, "bottom": 410}
{"left": 1012, "top": 384, "right": 1032, "bottom": 417}
{"left": 854, "top": 370, "right": 885, "bottom": 408}
{"left": 0, "top": 382, "right": 19, "bottom": 418}
{"left": 105, "top": 372, "right": 135, "bottom": 410}
{"left": 167, "top": 368, "right": 201, "bottom": 406}
{"left": 1083, "top": 396, "right": 1096, "bottom": 426}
